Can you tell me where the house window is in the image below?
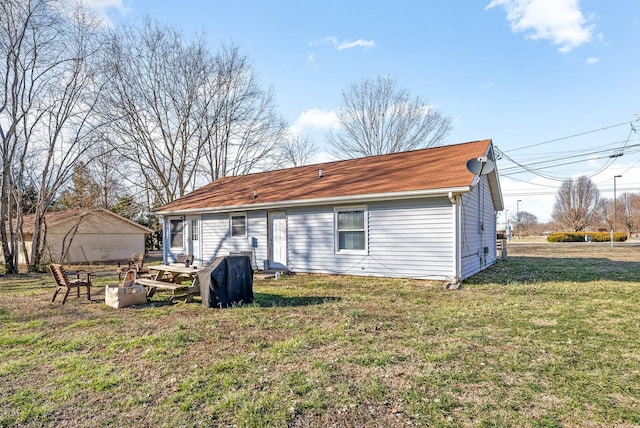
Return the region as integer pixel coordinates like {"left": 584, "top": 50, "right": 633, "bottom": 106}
{"left": 335, "top": 207, "right": 367, "bottom": 252}
{"left": 230, "top": 213, "right": 247, "bottom": 237}
{"left": 170, "top": 219, "right": 184, "bottom": 249}
{"left": 190, "top": 219, "right": 199, "bottom": 241}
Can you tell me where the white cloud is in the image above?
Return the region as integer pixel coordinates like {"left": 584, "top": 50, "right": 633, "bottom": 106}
{"left": 81, "top": 0, "right": 130, "bottom": 26}
{"left": 336, "top": 39, "right": 376, "bottom": 50}
{"left": 307, "top": 53, "right": 316, "bottom": 64}
{"left": 586, "top": 56, "right": 600, "bottom": 64}
{"left": 486, "top": 0, "right": 595, "bottom": 53}
{"left": 290, "top": 108, "right": 340, "bottom": 135}
{"left": 82, "top": 0, "right": 126, "bottom": 8}
{"left": 309, "top": 36, "right": 376, "bottom": 51}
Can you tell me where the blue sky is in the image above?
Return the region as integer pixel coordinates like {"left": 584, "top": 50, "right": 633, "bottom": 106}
{"left": 91, "top": 0, "right": 640, "bottom": 223}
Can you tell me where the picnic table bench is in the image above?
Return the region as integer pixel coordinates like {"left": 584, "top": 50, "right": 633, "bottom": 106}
{"left": 134, "top": 264, "right": 201, "bottom": 301}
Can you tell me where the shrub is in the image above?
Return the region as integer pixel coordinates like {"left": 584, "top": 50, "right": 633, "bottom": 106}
{"left": 546, "top": 232, "right": 627, "bottom": 243}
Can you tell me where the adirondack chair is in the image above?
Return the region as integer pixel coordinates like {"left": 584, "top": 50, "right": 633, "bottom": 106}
{"left": 116, "top": 253, "right": 149, "bottom": 280}
{"left": 49, "top": 263, "right": 92, "bottom": 304}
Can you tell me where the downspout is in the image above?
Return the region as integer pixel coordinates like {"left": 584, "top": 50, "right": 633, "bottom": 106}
{"left": 447, "top": 192, "right": 462, "bottom": 288}
{"left": 160, "top": 215, "right": 167, "bottom": 264}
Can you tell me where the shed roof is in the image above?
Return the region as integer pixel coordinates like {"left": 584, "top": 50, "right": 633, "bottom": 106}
{"left": 21, "top": 208, "right": 152, "bottom": 235}
{"left": 156, "top": 139, "right": 503, "bottom": 214}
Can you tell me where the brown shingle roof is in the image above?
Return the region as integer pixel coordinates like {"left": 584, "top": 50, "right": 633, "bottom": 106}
{"left": 156, "top": 139, "right": 496, "bottom": 213}
{"left": 20, "top": 208, "right": 152, "bottom": 235}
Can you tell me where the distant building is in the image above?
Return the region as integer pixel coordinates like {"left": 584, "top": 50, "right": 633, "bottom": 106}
{"left": 9, "top": 208, "right": 152, "bottom": 264}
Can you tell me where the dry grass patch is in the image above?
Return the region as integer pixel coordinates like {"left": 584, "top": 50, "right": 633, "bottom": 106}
{"left": 1, "top": 243, "right": 640, "bottom": 426}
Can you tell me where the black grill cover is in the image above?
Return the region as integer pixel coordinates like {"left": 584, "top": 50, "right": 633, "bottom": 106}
{"left": 198, "top": 256, "right": 253, "bottom": 308}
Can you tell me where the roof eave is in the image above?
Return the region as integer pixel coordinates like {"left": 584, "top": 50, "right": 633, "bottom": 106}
{"left": 153, "top": 186, "right": 473, "bottom": 216}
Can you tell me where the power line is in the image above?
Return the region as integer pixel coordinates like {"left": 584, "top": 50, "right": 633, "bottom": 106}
{"left": 500, "top": 146, "right": 626, "bottom": 174}
{"left": 496, "top": 123, "right": 640, "bottom": 181}
{"left": 506, "top": 120, "right": 632, "bottom": 153}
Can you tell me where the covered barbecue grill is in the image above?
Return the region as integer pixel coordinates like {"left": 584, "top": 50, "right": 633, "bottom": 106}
{"left": 198, "top": 255, "right": 254, "bottom": 308}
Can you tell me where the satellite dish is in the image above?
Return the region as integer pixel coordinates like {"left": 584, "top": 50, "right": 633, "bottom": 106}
{"left": 466, "top": 157, "right": 495, "bottom": 176}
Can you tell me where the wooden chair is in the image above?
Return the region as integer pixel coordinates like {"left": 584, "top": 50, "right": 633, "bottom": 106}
{"left": 117, "top": 253, "right": 149, "bottom": 280}
{"left": 50, "top": 263, "right": 92, "bottom": 304}
{"left": 121, "top": 269, "right": 137, "bottom": 287}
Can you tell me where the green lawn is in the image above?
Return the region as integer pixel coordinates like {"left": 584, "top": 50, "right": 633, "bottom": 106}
{"left": 1, "top": 245, "right": 639, "bottom": 427}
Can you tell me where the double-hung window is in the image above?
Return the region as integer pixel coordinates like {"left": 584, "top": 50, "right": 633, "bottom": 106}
{"left": 169, "top": 218, "right": 184, "bottom": 249}
{"left": 230, "top": 213, "right": 247, "bottom": 237}
{"left": 335, "top": 207, "right": 367, "bottom": 253}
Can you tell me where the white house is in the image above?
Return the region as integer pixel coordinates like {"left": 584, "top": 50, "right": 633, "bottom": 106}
{"left": 154, "top": 139, "right": 503, "bottom": 283}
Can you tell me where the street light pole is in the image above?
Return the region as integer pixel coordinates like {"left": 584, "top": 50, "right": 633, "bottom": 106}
{"left": 613, "top": 175, "right": 622, "bottom": 246}
{"left": 505, "top": 209, "right": 509, "bottom": 242}
{"left": 516, "top": 199, "right": 522, "bottom": 239}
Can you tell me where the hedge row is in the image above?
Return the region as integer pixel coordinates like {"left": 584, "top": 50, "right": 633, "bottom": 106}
{"left": 546, "top": 232, "right": 627, "bottom": 242}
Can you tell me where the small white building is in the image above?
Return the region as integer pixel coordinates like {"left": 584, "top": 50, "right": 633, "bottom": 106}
{"left": 17, "top": 208, "right": 152, "bottom": 264}
{"left": 154, "top": 140, "right": 503, "bottom": 283}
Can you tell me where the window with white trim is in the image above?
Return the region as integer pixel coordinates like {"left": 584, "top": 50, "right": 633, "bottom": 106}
{"left": 169, "top": 218, "right": 184, "bottom": 249}
{"left": 190, "top": 219, "right": 199, "bottom": 241}
{"left": 335, "top": 207, "right": 367, "bottom": 252}
{"left": 230, "top": 213, "right": 247, "bottom": 237}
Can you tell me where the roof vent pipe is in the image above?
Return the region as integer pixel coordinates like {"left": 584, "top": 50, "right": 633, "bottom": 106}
{"left": 318, "top": 169, "right": 323, "bottom": 178}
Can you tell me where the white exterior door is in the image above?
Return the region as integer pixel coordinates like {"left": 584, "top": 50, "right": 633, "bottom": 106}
{"left": 269, "top": 212, "right": 287, "bottom": 268}
{"left": 187, "top": 216, "right": 200, "bottom": 265}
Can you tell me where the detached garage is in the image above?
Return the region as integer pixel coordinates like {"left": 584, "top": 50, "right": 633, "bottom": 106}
{"left": 18, "top": 208, "right": 152, "bottom": 264}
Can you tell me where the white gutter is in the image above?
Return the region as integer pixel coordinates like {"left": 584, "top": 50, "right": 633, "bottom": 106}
{"left": 154, "top": 186, "right": 472, "bottom": 215}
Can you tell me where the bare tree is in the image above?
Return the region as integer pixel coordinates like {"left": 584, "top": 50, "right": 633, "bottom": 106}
{"left": 280, "top": 133, "right": 317, "bottom": 167}
{"left": 0, "top": 0, "right": 104, "bottom": 272}
{"left": 514, "top": 211, "right": 538, "bottom": 237}
{"left": 619, "top": 192, "right": 640, "bottom": 237}
{"left": 327, "top": 75, "right": 452, "bottom": 159}
{"left": 102, "top": 24, "right": 286, "bottom": 206}
{"left": 101, "top": 19, "right": 212, "bottom": 207}
{"left": 89, "top": 139, "right": 127, "bottom": 210}
{"left": 201, "top": 44, "right": 287, "bottom": 182}
{"left": 596, "top": 198, "right": 614, "bottom": 231}
{"left": 551, "top": 176, "right": 600, "bottom": 231}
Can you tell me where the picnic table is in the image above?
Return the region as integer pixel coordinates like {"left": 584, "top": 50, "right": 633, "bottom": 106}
{"left": 135, "top": 264, "right": 201, "bottom": 301}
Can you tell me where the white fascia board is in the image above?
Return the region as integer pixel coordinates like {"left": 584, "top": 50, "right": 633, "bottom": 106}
{"left": 154, "top": 186, "right": 471, "bottom": 216}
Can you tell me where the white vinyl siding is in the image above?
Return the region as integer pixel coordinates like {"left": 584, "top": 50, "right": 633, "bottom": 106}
{"left": 189, "top": 186, "right": 496, "bottom": 280}
{"left": 197, "top": 212, "right": 267, "bottom": 268}
{"left": 287, "top": 199, "right": 454, "bottom": 280}
{"left": 460, "top": 175, "right": 497, "bottom": 279}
